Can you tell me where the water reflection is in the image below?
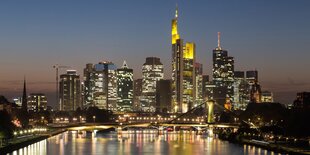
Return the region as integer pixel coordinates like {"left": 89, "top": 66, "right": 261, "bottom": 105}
{"left": 8, "top": 130, "right": 287, "bottom": 155}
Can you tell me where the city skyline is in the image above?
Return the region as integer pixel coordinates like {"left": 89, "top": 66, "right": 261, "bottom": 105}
{"left": 0, "top": 1, "right": 310, "bottom": 107}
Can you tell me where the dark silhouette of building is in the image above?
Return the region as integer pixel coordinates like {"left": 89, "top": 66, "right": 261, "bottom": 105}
{"left": 133, "top": 79, "right": 142, "bottom": 111}
{"left": 156, "top": 79, "right": 172, "bottom": 113}
{"left": 293, "top": 92, "right": 310, "bottom": 108}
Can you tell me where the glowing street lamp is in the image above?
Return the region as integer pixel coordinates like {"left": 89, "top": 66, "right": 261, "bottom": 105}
{"left": 93, "top": 116, "right": 96, "bottom": 123}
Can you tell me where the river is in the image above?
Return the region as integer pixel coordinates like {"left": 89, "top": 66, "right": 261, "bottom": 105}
{"left": 7, "top": 130, "right": 286, "bottom": 155}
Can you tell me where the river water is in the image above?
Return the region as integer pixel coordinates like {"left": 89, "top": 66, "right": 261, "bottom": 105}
{"left": 8, "top": 130, "right": 286, "bottom": 155}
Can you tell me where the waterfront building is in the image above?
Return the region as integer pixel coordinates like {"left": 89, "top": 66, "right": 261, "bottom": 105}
{"left": 59, "top": 70, "right": 81, "bottom": 111}
{"left": 155, "top": 79, "right": 172, "bottom": 113}
{"left": 141, "top": 57, "right": 164, "bottom": 112}
{"left": 27, "top": 93, "right": 47, "bottom": 112}
{"left": 116, "top": 61, "right": 134, "bottom": 112}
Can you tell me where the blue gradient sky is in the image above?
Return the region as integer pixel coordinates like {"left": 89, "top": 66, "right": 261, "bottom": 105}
{"left": 0, "top": 0, "right": 309, "bottom": 107}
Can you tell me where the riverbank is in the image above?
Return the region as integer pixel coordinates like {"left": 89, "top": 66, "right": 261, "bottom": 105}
{"left": 219, "top": 134, "right": 310, "bottom": 155}
{"left": 241, "top": 139, "right": 310, "bottom": 155}
{"left": 0, "top": 128, "right": 66, "bottom": 154}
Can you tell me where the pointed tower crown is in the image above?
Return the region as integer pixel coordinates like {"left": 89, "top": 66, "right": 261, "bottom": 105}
{"left": 122, "top": 60, "right": 128, "bottom": 69}
{"left": 171, "top": 4, "right": 180, "bottom": 44}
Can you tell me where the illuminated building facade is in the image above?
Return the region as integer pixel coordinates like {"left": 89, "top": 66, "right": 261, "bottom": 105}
{"left": 212, "top": 32, "right": 234, "bottom": 109}
{"left": 171, "top": 7, "right": 196, "bottom": 113}
{"left": 83, "top": 63, "right": 95, "bottom": 107}
{"left": 141, "top": 57, "right": 164, "bottom": 112}
{"left": 117, "top": 61, "right": 133, "bottom": 112}
{"left": 59, "top": 70, "right": 81, "bottom": 111}
{"left": 233, "top": 71, "right": 249, "bottom": 110}
{"left": 183, "top": 42, "right": 196, "bottom": 111}
{"left": 27, "top": 93, "right": 47, "bottom": 112}
{"left": 195, "top": 62, "right": 203, "bottom": 106}
{"left": 83, "top": 61, "right": 117, "bottom": 111}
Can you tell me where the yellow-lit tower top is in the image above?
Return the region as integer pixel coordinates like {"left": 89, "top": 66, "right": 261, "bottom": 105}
{"left": 171, "top": 5, "right": 180, "bottom": 44}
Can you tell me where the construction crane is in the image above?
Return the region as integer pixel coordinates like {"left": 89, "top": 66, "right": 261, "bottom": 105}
{"left": 53, "top": 64, "right": 70, "bottom": 110}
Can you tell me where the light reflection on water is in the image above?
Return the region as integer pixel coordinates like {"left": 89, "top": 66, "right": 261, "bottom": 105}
{"left": 7, "top": 130, "right": 287, "bottom": 155}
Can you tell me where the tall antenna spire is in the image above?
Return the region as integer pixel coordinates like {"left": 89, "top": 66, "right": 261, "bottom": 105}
{"left": 175, "top": 3, "right": 178, "bottom": 18}
{"left": 217, "top": 32, "right": 221, "bottom": 49}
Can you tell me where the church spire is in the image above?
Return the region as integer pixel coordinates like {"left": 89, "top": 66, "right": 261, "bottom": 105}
{"left": 22, "top": 76, "right": 27, "bottom": 111}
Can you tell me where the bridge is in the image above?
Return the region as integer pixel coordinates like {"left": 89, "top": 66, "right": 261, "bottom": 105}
{"left": 55, "top": 100, "right": 257, "bottom": 136}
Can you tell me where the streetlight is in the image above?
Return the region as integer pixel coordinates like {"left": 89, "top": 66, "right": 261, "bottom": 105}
{"left": 93, "top": 116, "right": 96, "bottom": 123}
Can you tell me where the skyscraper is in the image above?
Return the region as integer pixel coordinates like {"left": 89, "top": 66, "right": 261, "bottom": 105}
{"left": 171, "top": 7, "right": 183, "bottom": 113}
{"left": 233, "top": 71, "right": 249, "bottom": 110}
{"left": 84, "top": 61, "right": 117, "bottom": 111}
{"left": 171, "top": 7, "right": 196, "bottom": 113}
{"left": 212, "top": 32, "right": 234, "bottom": 110}
{"left": 141, "top": 57, "right": 164, "bottom": 112}
{"left": 59, "top": 70, "right": 81, "bottom": 111}
{"left": 117, "top": 61, "right": 133, "bottom": 112}
{"left": 83, "top": 63, "right": 95, "bottom": 107}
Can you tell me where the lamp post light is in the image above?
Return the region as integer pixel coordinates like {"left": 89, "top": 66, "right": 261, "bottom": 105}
{"left": 93, "top": 116, "right": 96, "bottom": 123}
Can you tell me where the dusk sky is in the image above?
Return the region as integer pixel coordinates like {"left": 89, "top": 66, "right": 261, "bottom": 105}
{"left": 0, "top": 0, "right": 310, "bottom": 108}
